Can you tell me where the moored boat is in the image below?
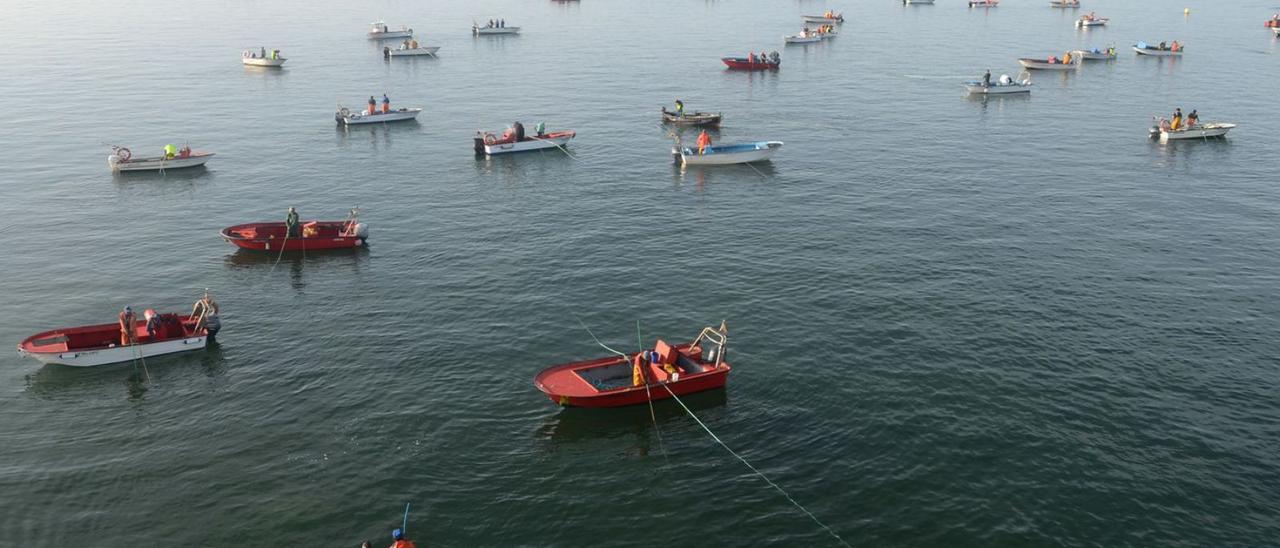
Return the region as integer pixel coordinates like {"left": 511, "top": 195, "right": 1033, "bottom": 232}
{"left": 1075, "top": 14, "right": 1108, "bottom": 27}
{"left": 473, "top": 24, "right": 520, "bottom": 35}
{"left": 1072, "top": 46, "right": 1116, "bottom": 60}
{"left": 534, "top": 323, "right": 731, "bottom": 408}
{"left": 661, "top": 108, "right": 722, "bottom": 127}
{"left": 969, "top": 0, "right": 999, "bottom": 7}
{"left": 242, "top": 48, "right": 286, "bottom": 67}
{"left": 801, "top": 13, "right": 844, "bottom": 24}
{"left": 1018, "top": 56, "right": 1080, "bottom": 70}
{"left": 220, "top": 209, "right": 368, "bottom": 252}
{"left": 904, "top": 0, "right": 936, "bottom": 4}
{"left": 18, "top": 306, "right": 220, "bottom": 367}
{"left": 1149, "top": 120, "right": 1235, "bottom": 142}
{"left": 785, "top": 33, "right": 822, "bottom": 44}
{"left": 335, "top": 105, "right": 422, "bottom": 125}
{"left": 722, "top": 53, "right": 780, "bottom": 70}
{"left": 368, "top": 21, "right": 413, "bottom": 39}
{"left": 1133, "top": 41, "right": 1183, "bottom": 56}
{"left": 675, "top": 141, "right": 782, "bottom": 166}
{"left": 964, "top": 72, "right": 1032, "bottom": 95}
{"left": 108, "top": 145, "right": 213, "bottom": 172}
{"left": 474, "top": 123, "right": 575, "bottom": 155}
{"left": 1049, "top": 0, "right": 1080, "bottom": 7}
{"left": 383, "top": 42, "right": 440, "bottom": 58}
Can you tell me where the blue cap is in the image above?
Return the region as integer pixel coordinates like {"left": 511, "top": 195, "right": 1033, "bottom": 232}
{"left": 393, "top": 529, "right": 403, "bottom": 540}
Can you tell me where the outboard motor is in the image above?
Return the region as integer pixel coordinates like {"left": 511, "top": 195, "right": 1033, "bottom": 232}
{"left": 474, "top": 136, "right": 486, "bottom": 154}
{"left": 205, "top": 314, "right": 221, "bottom": 340}
{"left": 353, "top": 222, "right": 369, "bottom": 242}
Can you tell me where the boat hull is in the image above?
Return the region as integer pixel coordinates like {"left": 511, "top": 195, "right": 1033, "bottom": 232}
{"left": 242, "top": 57, "right": 286, "bottom": 67}
{"left": 1072, "top": 50, "right": 1116, "bottom": 60}
{"left": 1076, "top": 19, "right": 1107, "bottom": 27}
{"left": 369, "top": 31, "right": 412, "bottom": 39}
{"left": 18, "top": 315, "right": 211, "bottom": 367}
{"left": 534, "top": 343, "right": 731, "bottom": 408}
{"left": 661, "top": 109, "right": 721, "bottom": 126}
{"left": 478, "top": 132, "right": 575, "bottom": 155}
{"left": 722, "top": 57, "right": 780, "bottom": 70}
{"left": 904, "top": 0, "right": 936, "bottom": 4}
{"left": 1157, "top": 124, "right": 1235, "bottom": 142}
{"left": 785, "top": 35, "right": 822, "bottom": 44}
{"left": 1272, "top": 27, "right": 1280, "bottom": 35}
{"left": 1050, "top": 1, "right": 1080, "bottom": 7}
{"left": 109, "top": 152, "right": 214, "bottom": 172}
{"left": 473, "top": 27, "right": 521, "bottom": 35}
{"left": 386, "top": 47, "right": 439, "bottom": 57}
{"left": 20, "top": 336, "right": 207, "bottom": 367}
{"left": 220, "top": 221, "right": 367, "bottom": 251}
{"left": 801, "top": 15, "right": 843, "bottom": 24}
{"left": 679, "top": 141, "right": 782, "bottom": 165}
{"left": 969, "top": 1, "right": 999, "bottom": 7}
{"left": 338, "top": 108, "right": 422, "bottom": 125}
{"left": 1018, "top": 58, "right": 1079, "bottom": 70}
{"left": 1134, "top": 47, "right": 1182, "bottom": 56}
{"left": 964, "top": 82, "right": 1031, "bottom": 94}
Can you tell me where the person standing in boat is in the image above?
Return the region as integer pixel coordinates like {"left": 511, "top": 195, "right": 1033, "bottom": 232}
{"left": 118, "top": 306, "right": 136, "bottom": 346}
{"left": 535, "top": 121, "right": 546, "bottom": 137}
{"left": 674, "top": 99, "right": 684, "bottom": 117}
{"left": 286, "top": 207, "right": 300, "bottom": 238}
{"left": 1171, "top": 108, "right": 1183, "bottom": 131}
{"left": 982, "top": 69, "right": 991, "bottom": 87}
{"left": 382, "top": 94, "right": 391, "bottom": 114}
{"left": 367, "top": 96, "right": 377, "bottom": 116}
{"left": 696, "top": 129, "right": 711, "bottom": 155}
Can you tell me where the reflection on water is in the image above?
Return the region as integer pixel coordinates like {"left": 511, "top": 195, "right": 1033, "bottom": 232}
{"left": 334, "top": 119, "right": 421, "bottom": 151}
{"left": 533, "top": 389, "right": 728, "bottom": 451}
{"left": 111, "top": 165, "right": 212, "bottom": 190}
{"left": 674, "top": 160, "right": 778, "bottom": 188}
{"left": 23, "top": 345, "right": 222, "bottom": 402}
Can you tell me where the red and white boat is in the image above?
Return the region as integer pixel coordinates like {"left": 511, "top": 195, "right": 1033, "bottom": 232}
{"left": 220, "top": 209, "right": 368, "bottom": 252}
{"left": 534, "top": 323, "right": 731, "bottom": 408}
{"left": 473, "top": 125, "right": 575, "bottom": 155}
{"left": 18, "top": 309, "right": 218, "bottom": 367}
{"left": 722, "top": 54, "right": 780, "bottom": 70}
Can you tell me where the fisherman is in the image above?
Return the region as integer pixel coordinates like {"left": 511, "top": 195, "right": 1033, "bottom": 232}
{"left": 1159, "top": 41, "right": 1167, "bottom": 50}
{"left": 145, "top": 309, "right": 163, "bottom": 339}
{"left": 500, "top": 19, "right": 505, "bottom": 28}
{"left": 1170, "top": 107, "right": 1183, "bottom": 131}
{"left": 512, "top": 121, "right": 525, "bottom": 141}
{"left": 696, "top": 129, "right": 711, "bottom": 155}
{"left": 164, "top": 144, "right": 178, "bottom": 158}
{"left": 382, "top": 94, "right": 391, "bottom": 114}
{"left": 368, "top": 96, "right": 377, "bottom": 115}
{"left": 118, "top": 306, "right": 136, "bottom": 346}
{"left": 260, "top": 46, "right": 266, "bottom": 58}
{"left": 982, "top": 69, "right": 991, "bottom": 87}
{"left": 1062, "top": 51, "right": 1072, "bottom": 64}
{"left": 1170, "top": 40, "right": 1180, "bottom": 52}
{"left": 286, "top": 207, "right": 300, "bottom": 238}
{"left": 389, "top": 528, "right": 416, "bottom": 548}
{"left": 1186, "top": 109, "right": 1198, "bottom": 128}
{"left": 674, "top": 99, "right": 684, "bottom": 117}
{"left": 535, "top": 121, "right": 546, "bottom": 137}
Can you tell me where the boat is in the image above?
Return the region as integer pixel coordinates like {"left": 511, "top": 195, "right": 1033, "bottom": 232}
{"left": 904, "top": 0, "right": 936, "bottom": 4}
{"left": 674, "top": 141, "right": 782, "bottom": 166}
{"left": 534, "top": 323, "right": 731, "bottom": 408}
{"left": 18, "top": 307, "right": 219, "bottom": 367}
{"left": 1265, "top": 18, "right": 1280, "bottom": 28}
{"left": 242, "top": 48, "right": 285, "bottom": 67}
{"left": 969, "top": 0, "right": 999, "bottom": 7}
{"left": 383, "top": 41, "right": 440, "bottom": 58}
{"left": 661, "top": 108, "right": 722, "bottom": 127}
{"left": 1072, "top": 46, "right": 1116, "bottom": 60}
{"left": 473, "top": 24, "right": 520, "bottom": 35}
{"left": 368, "top": 21, "right": 413, "bottom": 39}
{"left": 220, "top": 210, "right": 368, "bottom": 252}
{"left": 1018, "top": 56, "right": 1080, "bottom": 70}
{"left": 335, "top": 105, "right": 422, "bottom": 125}
{"left": 1133, "top": 41, "right": 1183, "bottom": 56}
{"left": 107, "top": 145, "right": 214, "bottom": 172}
{"left": 722, "top": 54, "right": 780, "bottom": 70}
{"left": 474, "top": 125, "right": 575, "bottom": 155}
{"left": 785, "top": 33, "right": 822, "bottom": 44}
{"left": 1075, "top": 14, "right": 1108, "bottom": 27}
{"left": 1273, "top": 27, "right": 1280, "bottom": 36}
{"left": 801, "top": 14, "right": 844, "bottom": 24}
{"left": 1049, "top": 0, "right": 1080, "bottom": 7}
{"left": 964, "top": 72, "right": 1032, "bottom": 95}
{"left": 1149, "top": 119, "right": 1235, "bottom": 142}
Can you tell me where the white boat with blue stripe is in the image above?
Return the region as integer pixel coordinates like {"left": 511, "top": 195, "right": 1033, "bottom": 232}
{"left": 674, "top": 141, "right": 783, "bottom": 166}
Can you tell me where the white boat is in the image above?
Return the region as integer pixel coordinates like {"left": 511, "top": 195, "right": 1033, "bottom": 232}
{"left": 335, "top": 107, "right": 422, "bottom": 125}
{"left": 368, "top": 21, "right": 413, "bottom": 39}
{"left": 108, "top": 146, "right": 214, "bottom": 172}
{"left": 1049, "top": 1, "right": 1080, "bottom": 8}
{"left": 383, "top": 45, "right": 440, "bottom": 58}
{"left": 801, "top": 14, "right": 844, "bottom": 24}
{"left": 473, "top": 25, "right": 521, "bottom": 35}
{"left": 964, "top": 73, "right": 1032, "bottom": 95}
{"left": 904, "top": 0, "right": 935, "bottom": 4}
{"left": 968, "top": 0, "right": 999, "bottom": 7}
{"left": 474, "top": 129, "right": 575, "bottom": 155}
{"left": 1075, "top": 16, "right": 1108, "bottom": 27}
{"left": 785, "top": 33, "right": 822, "bottom": 44}
{"left": 242, "top": 49, "right": 286, "bottom": 67}
{"left": 675, "top": 141, "right": 783, "bottom": 166}
{"left": 1149, "top": 122, "right": 1235, "bottom": 142}
{"left": 1018, "top": 57, "right": 1080, "bottom": 70}
{"left": 1072, "top": 47, "right": 1116, "bottom": 60}
{"left": 17, "top": 312, "right": 215, "bottom": 367}
{"left": 1133, "top": 42, "right": 1183, "bottom": 56}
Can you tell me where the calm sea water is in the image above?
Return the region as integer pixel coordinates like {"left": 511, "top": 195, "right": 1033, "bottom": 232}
{"left": 1, "top": 0, "right": 1278, "bottom": 545}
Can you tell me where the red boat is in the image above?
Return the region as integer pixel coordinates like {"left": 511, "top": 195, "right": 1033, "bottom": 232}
{"left": 220, "top": 209, "right": 368, "bottom": 252}
{"left": 722, "top": 55, "right": 780, "bottom": 71}
{"left": 535, "top": 323, "right": 731, "bottom": 408}
{"left": 1266, "top": 19, "right": 1280, "bottom": 28}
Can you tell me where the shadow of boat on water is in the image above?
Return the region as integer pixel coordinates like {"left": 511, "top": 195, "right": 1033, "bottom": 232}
{"left": 23, "top": 340, "right": 227, "bottom": 401}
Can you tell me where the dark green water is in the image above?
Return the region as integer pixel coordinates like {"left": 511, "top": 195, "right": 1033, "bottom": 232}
{"left": 1, "top": 0, "right": 1278, "bottom": 545}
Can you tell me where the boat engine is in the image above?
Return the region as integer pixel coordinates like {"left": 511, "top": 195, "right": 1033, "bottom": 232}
{"left": 473, "top": 136, "right": 486, "bottom": 154}
{"left": 353, "top": 222, "right": 369, "bottom": 242}
{"left": 383, "top": 46, "right": 391, "bottom": 59}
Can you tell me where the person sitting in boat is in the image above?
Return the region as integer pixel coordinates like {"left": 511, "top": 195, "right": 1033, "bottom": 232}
{"left": 1062, "top": 51, "right": 1072, "bottom": 64}
{"left": 178, "top": 145, "right": 191, "bottom": 159}
{"left": 674, "top": 99, "right": 684, "bottom": 117}
{"left": 286, "top": 207, "right": 301, "bottom": 238}
{"left": 1186, "top": 109, "right": 1198, "bottom": 128}
{"left": 696, "top": 129, "right": 712, "bottom": 155}
{"left": 1170, "top": 41, "right": 1180, "bottom": 52}
{"left": 1158, "top": 41, "right": 1167, "bottom": 50}
{"left": 1047, "top": 56, "right": 1058, "bottom": 64}
{"left": 632, "top": 352, "right": 649, "bottom": 386}
{"left": 118, "top": 306, "right": 136, "bottom": 346}
{"left": 1170, "top": 108, "right": 1183, "bottom": 131}
{"left": 367, "top": 96, "right": 377, "bottom": 116}
{"left": 382, "top": 94, "right": 391, "bottom": 114}
{"left": 512, "top": 121, "right": 525, "bottom": 141}
{"left": 409, "top": 39, "right": 418, "bottom": 49}
{"left": 982, "top": 69, "right": 991, "bottom": 87}
{"left": 164, "top": 143, "right": 178, "bottom": 158}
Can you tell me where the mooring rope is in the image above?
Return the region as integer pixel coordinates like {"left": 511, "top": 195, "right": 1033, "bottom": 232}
{"left": 660, "top": 384, "right": 852, "bottom": 548}
{"left": 637, "top": 320, "right": 668, "bottom": 461}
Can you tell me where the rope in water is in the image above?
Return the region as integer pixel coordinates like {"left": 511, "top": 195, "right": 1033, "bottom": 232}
{"left": 659, "top": 383, "right": 852, "bottom": 547}
{"left": 530, "top": 135, "right": 578, "bottom": 161}
{"left": 637, "top": 320, "right": 668, "bottom": 461}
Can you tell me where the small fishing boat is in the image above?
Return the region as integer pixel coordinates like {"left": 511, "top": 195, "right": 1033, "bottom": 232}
{"left": 801, "top": 13, "right": 844, "bottom": 24}
{"left": 368, "top": 21, "right": 413, "bottom": 39}
{"left": 474, "top": 125, "right": 575, "bottom": 155}
{"left": 1075, "top": 14, "right": 1108, "bottom": 27}
{"left": 242, "top": 48, "right": 285, "bottom": 67}
{"left": 661, "top": 108, "right": 722, "bottom": 127}
{"left": 1018, "top": 56, "right": 1080, "bottom": 70}
{"left": 904, "top": 0, "right": 936, "bottom": 5}
{"left": 1049, "top": 0, "right": 1080, "bottom": 7}
{"left": 108, "top": 145, "right": 214, "bottom": 172}
{"left": 722, "top": 53, "right": 780, "bottom": 70}
{"left": 220, "top": 210, "right": 368, "bottom": 252}
{"left": 964, "top": 72, "right": 1032, "bottom": 95}
{"left": 18, "top": 308, "right": 219, "bottom": 367}
{"left": 534, "top": 323, "right": 731, "bottom": 408}
{"left": 335, "top": 105, "right": 422, "bottom": 125}
{"left": 969, "top": 0, "right": 999, "bottom": 7}
{"left": 1265, "top": 18, "right": 1280, "bottom": 28}
{"left": 1133, "top": 41, "right": 1183, "bottom": 56}
{"left": 473, "top": 24, "right": 520, "bottom": 35}
{"left": 383, "top": 43, "right": 440, "bottom": 58}
{"left": 1072, "top": 47, "right": 1116, "bottom": 60}
{"left": 785, "top": 33, "right": 822, "bottom": 44}
{"left": 1149, "top": 119, "right": 1235, "bottom": 142}
{"left": 674, "top": 141, "right": 782, "bottom": 166}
